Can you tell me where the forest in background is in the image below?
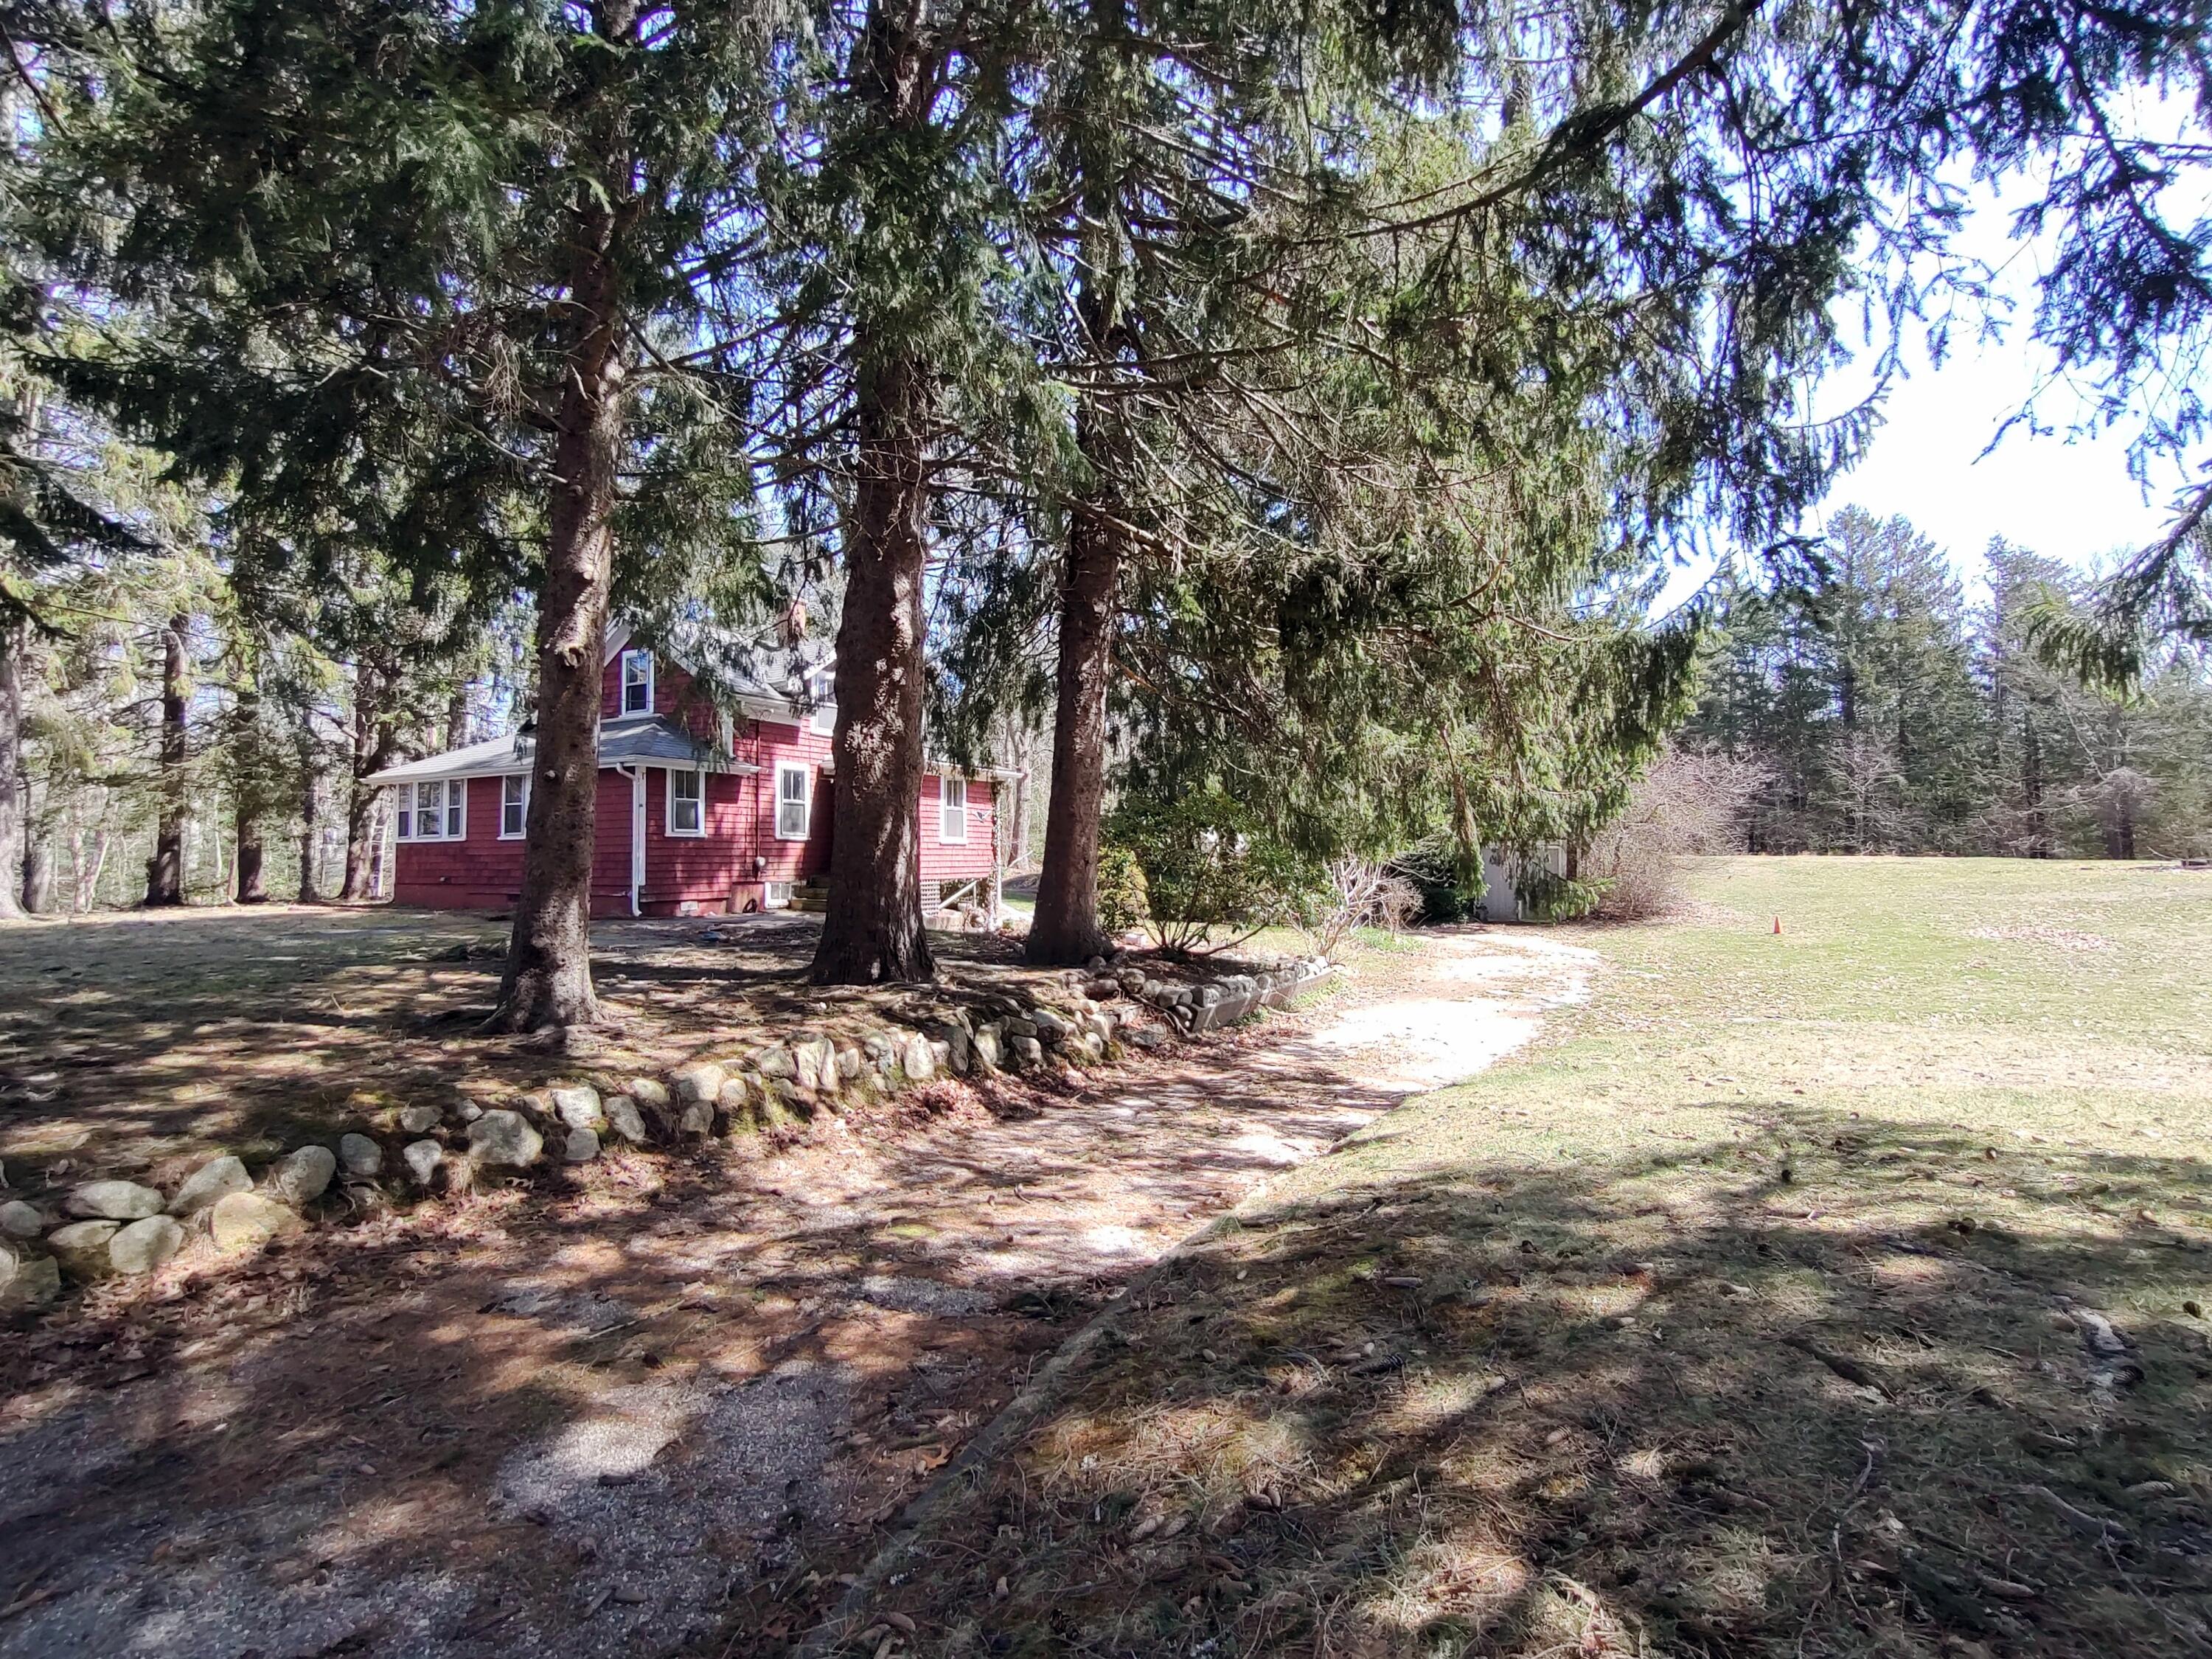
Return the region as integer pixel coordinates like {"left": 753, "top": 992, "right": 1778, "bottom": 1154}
{"left": 1687, "top": 507, "right": 2212, "bottom": 862}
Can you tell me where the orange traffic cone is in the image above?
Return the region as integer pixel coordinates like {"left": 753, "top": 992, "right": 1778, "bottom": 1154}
{"left": 1773, "top": 916, "right": 1782, "bottom": 935}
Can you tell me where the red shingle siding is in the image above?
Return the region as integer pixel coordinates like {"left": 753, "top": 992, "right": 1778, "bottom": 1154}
{"left": 391, "top": 776, "right": 512, "bottom": 909}
{"left": 919, "top": 773, "right": 997, "bottom": 886}
{"left": 389, "top": 650, "right": 1003, "bottom": 917}
{"left": 637, "top": 766, "right": 751, "bottom": 914}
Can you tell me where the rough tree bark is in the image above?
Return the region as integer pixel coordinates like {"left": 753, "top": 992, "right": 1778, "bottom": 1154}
{"left": 21, "top": 811, "right": 55, "bottom": 913}
{"left": 144, "top": 611, "right": 189, "bottom": 906}
{"left": 235, "top": 800, "right": 268, "bottom": 902}
{"left": 234, "top": 675, "right": 268, "bottom": 902}
{"left": 491, "top": 159, "right": 633, "bottom": 1029}
{"left": 1026, "top": 470, "right": 1121, "bottom": 962}
{"left": 811, "top": 346, "right": 936, "bottom": 984}
{"left": 0, "top": 619, "right": 27, "bottom": 919}
{"left": 1028, "top": 268, "right": 1129, "bottom": 967}
{"left": 810, "top": 1, "right": 937, "bottom": 986}
{"left": 338, "top": 667, "right": 391, "bottom": 901}
{"left": 296, "top": 757, "right": 321, "bottom": 903}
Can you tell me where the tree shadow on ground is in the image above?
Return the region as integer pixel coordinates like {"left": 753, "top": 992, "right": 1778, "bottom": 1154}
{"left": 0, "top": 905, "right": 1080, "bottom": 1192}
{"left": 0, "top": 1011, "right": 1412, "bottom": 1658}
{"left": 851, "top": 1103, "right": 2212, "bottom": 1658}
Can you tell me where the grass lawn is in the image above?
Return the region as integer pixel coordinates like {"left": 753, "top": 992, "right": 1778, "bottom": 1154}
{"left": 858, "top": 858, "right": 2212, "bottom": 1658}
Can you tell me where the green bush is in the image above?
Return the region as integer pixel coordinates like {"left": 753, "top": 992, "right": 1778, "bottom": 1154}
{"left": 1386, "top": 841, "right": 1475, "bottom": 924}
{"left": 1107, "top": 790, "right": 1314, "bottom": 955}
{"left": 1096, "top": 837, "right": 1149, "bottom": 935}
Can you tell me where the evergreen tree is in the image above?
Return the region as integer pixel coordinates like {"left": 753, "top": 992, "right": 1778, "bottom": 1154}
{"left": 23, "top": 0, "right": 773, "bottom": 1023}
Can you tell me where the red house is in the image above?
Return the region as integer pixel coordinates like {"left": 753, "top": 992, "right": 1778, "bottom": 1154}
{"left": 367, "top": 628, "right": 1012, "bottom": 919}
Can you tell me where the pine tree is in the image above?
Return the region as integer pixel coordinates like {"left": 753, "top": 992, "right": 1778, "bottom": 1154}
{"left": 24, "top": 0, "right": 773, "bottom": 1022}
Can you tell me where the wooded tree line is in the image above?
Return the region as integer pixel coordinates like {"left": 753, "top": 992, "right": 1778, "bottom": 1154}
{"left": 2, "top": 0, "right": 2208, "bottom": 1023}
{"left": 1686, "top": 507, "right": 2212, "bottom": 860}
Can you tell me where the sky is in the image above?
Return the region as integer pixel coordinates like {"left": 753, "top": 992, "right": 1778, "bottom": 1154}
{"left": 1658, "top": 172, "right": 2202, "bottom": 615}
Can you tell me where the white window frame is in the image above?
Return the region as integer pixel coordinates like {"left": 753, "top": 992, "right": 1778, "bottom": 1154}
{"left": 807, "top": 669, "right": 836, "bottom": 736}
{"left": 499, "top": 774, "right": 528, "bottom": 839}
{"left": 667, "top": 766, "right": 706, "bottom": 838}
{"left": 774, "top": 761, "right": 811, "bottom": 841}
{"left": 395, "top": 790, "right": 413, "bottom": 841}
{"left": 619, "top": 649, "right": 653, "bottom": 717}
{"left": 938, "top": 774, "right": 967, "bottom": 844}
{"left": 399, "top": 778, "right": 467, "bottom": 842}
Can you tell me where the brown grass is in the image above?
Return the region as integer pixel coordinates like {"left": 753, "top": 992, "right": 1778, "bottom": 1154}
{"left": 836, "top": 858, "right": 2212, "bottom": 1658}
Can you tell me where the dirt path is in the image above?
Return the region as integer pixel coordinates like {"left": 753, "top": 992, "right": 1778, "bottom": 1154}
{"left": 0, "top": 928, "right": 1590, "bottom": 1659}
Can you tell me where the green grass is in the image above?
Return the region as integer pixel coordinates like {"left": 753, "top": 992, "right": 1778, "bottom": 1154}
{"left": 863, "top": 858, "right": 2212, "bottom": 1658}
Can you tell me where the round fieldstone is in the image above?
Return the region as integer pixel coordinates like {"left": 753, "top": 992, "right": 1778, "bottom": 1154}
{"left": 65, "top": 1180, "right": 164, "bottom": 1222}
{"left": 563, "top": 1125, "right": 601, "bottom": 1163}
{"left": 0, "top": 1245, "right": 60, "bottom": 1310}
{"left": 398, "top": 1105, "right": 444, "bottom": 1135}
{"left": 269, "top": 1145, "right": 337, "bottom": 1208}
{"left": 49, "top": 1219, "right": 122, "bottom": 1280}
{"left": 207, "top": 1192, "right": 304, "bottom": 1254}
{"left": 109, "top": 1214, "right": 185, "bottom": 1275}
{"left": 670, "top": 1060, "right": 727, "bottom": 1107}
{"left": 466, "top": 1109, "right": 543, "bottom": 1168}
{"left": 338, "top": 1134, "right": 383, "bottom": 1178}
{"left": 402, "top": 1139, "right": 444, "bottom": 1186}
{"left": 901, "top": 1033, "right": 938, "bottom": 1082}
{"left": 0, "top": 1198, "right": 44, "bottom": 1239}
{"left": 548, "top": 1085, "right": 604, "bottom": 1131}
{"left": 604, "top": 1096, "right": 649, "bottom": 1145}
{"left": 167, "top": 1155, "right": 251, "bottom": 1217}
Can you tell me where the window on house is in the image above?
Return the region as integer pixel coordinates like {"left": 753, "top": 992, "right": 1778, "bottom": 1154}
{"left": 621, "top": 649, "right": 653, "bottom": 716}
{"left": 776, "top": 762, "right": 810, "bottom": 841}
{"left": 401, "top": 779, "right": 465, "bottom": 841}
{"left": 668, "top": 768, "right": 705, "bottom": 837}
{"left": 939, "top": 775, "right": 967, "bottom": 844}
{"left": 500, "top": 775, "right": 527, "bottom": 838}
{"left": 807, "top": 669, "right": 835, "bottom": 736}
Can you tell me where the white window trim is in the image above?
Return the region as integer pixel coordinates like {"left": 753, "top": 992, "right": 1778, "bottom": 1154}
{"left": 619, "top": 648, "right": 654, "bottom": 717}
{"left": 398, "top": 777, "right": 467, "bottom": 842}
{"left": 807, "top": 670, "right": 836, "bottom": 736}
{"left": 498, "top": 773, "right": 528, "bottom": 840}
{"left": 939, "top": 775, "right": 967, "bottom": 844}
{"left": 666, "top": 766, "right": 706, "bottom": 838}
{"left": 774, "top": 761, "right": 811, "bottom": 841}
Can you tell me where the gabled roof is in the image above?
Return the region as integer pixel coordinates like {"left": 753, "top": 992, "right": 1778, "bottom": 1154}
{"left": 364, "top": 714, "right": 756, "bottom": 787}
{"left": 366, "top": 732, "right": 532, "bottom": 787}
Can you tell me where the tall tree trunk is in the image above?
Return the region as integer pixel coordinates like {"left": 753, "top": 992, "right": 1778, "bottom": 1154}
{"left": 22, "top": 813, "right": 55, "bottom": 913}
{"left": 235, "top": 799, "right": 268, "bottom": 902}
{"left": 0, "top": 618, "right": 27, "bottom": 919}
{"left": 492, "top": 173, "right": 631, "bottom": 1029}
{"left": 811, "top": 347, "right": 936, "bottom": 984}
{"left": 1027, "top": 451, "right": 1122, "bottom": 964}
{"left": 339, "top": 671, "right": 384, "bottom": 901}
{"left": 145, "top": 611, "right": 189, "bottom": 906}
{"left": 1029, "top": 258, "right": 1130, "bottom": 967}
{"left": 445, "top": 681, "right": 470, "bottom": 751}
{"left": 810, "top": 2, "right": 938, "bottom": 986}
{"left": 296, "top": 759, "right": 321, "bottom": 903}
{"left": 234, "top": 676, "right": 269, "bottom": 902}
{"left": 2023, "top": 714, "right": 2048, "bottom": 858}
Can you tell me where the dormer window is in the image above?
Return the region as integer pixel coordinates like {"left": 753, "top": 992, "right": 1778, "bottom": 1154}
{"left": 620, "top": 649, "right": 653, "bottom": 716}
{"left": 807, "top": 668, "right": 835, "bottom": 736}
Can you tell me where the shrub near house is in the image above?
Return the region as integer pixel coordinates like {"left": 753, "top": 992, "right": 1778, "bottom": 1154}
{"left": 368, "top": 631, "right": 1006, "bottom": 917}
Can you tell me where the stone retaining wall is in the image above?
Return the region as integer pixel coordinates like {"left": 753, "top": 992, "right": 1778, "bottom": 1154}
{"left": 0, "top": 952, "right": 1331, "bottom": 1312}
